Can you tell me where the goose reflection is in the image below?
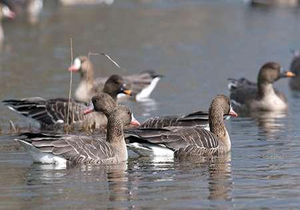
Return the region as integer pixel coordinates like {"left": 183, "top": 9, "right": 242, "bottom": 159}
{"left": 24, "top": 162, "right": 132, "bottom": 209}
{"left": 250, "top": 110, "right": 287, "bottom": 137}
{"left": 176, "top": 153, "right": 232, "bottom": 201}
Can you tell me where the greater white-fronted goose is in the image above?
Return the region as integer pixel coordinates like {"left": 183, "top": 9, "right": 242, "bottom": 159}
{"left": 0, "top": 0, "right": 42, "bottom": 24}
{"left": 228, "top": 62, "right": 295, "bottom": 112}
{"left": 3, "top": 75, "right": 132, "bottom": 129}
{"left": 139, "top": 110, "right": 230, "bottom": 130}
{"left": 289, "top": 50, "right": 300, "bottom": 91}
{"left": 0, "top": 3, "right": 15, "bottom": 43}
{"left": 15, "top": 93, "right": 140, "bottom": 165}
{"left": 68, "top": 56, "right": 163, "bottom": 103}
{"left": 126, "top": 95, "right": 238, "bottom": 158}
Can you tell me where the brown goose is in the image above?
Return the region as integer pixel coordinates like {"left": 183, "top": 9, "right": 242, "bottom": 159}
{"left": 139, "top": 110, "right": 231, "bottom": 130}
{"left": 228, "top": 62, "right": 295, "bottom": 112}
{"left": 15, "top": 93, "right": 140, "bottom": 165}
{"left": 126, "top": 95, "right": 238, "bottom": 157}
{"left": 289, "top": 50, "right": 300, "bottom": 91}
{"left": 2, "top": 75, "right": 132, "bottom": 129}
{"left": 68, "top": 56, "right": 163, "bottom": 103}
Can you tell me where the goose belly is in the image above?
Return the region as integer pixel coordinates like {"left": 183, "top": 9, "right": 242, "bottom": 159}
{"left": 127, "top": 142, "right": 174, "bottom": 157}
{"left": 17, "top": 140, "right": 67, "bottom": 165}
{"left": 251, "top": 94, "right": 287, "bottom": 111}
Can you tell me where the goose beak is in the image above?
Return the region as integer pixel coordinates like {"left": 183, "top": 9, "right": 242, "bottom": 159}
{"left": 120, "top": 84, "right": 132, "bottom": 96}
{"left": 281, "top": 71, "right": 296, "bottom": 78}
{"left": 130, "top": 114, "right": 140, "bottom": 126}
{"left": 84, "top": 102, "right": 94, "bottom": 115}
{"left": 68, "top": 65, "right": 79, "bottom": 72}
{"left": 229, "top": 107, "right": 238, "bottom": 117}
{"left": 68, "top": 58, "right": 81, "bottom": 72}
{"left": 2, "top": 6, "right": 16, "bottom": 19}
{"left": 123, "top": 90, "right": 132, "bottom": 96}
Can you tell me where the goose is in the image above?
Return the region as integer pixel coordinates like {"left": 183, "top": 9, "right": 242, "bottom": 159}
{"left": 249, "top": 0, "right": 298, "bottom": 7}
{"left": 289, "top": 50, "right": 300, "bottom": 91}
{"left": 68, "top": 56, "right": 163, "bottom": 103}
{"left": 126, "top": 95, "right": 238, "bottom": 158}
{"left": 3, "top": 74, "right": 132, "bottom": 129}
{"left": 0, "top": 3, "right": 15, "bottom": 43}
{"left": 139, "top": 111, "right": 231, "bottom": 130}
{"left": 228, "top": 62, "right": 295, "bottom": 112}
{"left": 15, "top": 93, "right": 140, "bottom": 165}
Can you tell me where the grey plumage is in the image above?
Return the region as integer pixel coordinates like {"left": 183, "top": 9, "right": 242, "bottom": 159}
{"left": 69, "top": 56, "right": 163, "bottom": 102}
{"left": 2, "top": 75, "right": 130, "bottom": 129}
{"left": 15, "top": 94, "right": 135, "bottom": 165}
{"left": 126, "top": 95, "right": 237, "bottom": 157}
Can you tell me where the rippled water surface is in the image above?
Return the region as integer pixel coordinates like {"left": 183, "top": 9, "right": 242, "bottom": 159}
{"left": 1, "top": 0, "right": 300, "bottom": 209}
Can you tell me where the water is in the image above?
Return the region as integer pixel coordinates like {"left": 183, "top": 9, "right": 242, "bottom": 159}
{"left": 1, "top": 0, "right": 300, "bottom": 209}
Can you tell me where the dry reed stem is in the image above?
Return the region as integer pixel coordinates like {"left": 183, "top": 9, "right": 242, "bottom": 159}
{"left": 66, "top": 37, "right": 74, "bottom": 133}
{"left": 88, "top": 51, "right": 126, "bottom": 71}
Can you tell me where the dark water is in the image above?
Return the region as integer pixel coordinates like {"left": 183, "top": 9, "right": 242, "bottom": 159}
{"left": 1, "top": 0, "right": 300, "bottom": 209}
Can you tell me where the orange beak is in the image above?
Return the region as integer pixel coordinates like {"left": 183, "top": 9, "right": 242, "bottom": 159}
{"left": 284, "top": 71, "right": 296, "bottom": 77}
{"left": 123, "top": 90, "right": 132, "bottom": 96}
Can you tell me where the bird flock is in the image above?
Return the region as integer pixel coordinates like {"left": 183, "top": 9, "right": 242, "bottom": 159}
{"left": 3, "top": 52, "right": 300, "bottom": 167}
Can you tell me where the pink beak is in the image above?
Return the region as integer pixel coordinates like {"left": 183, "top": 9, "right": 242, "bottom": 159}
{"left": 68, "top": 65, "right": 79, "bottom": 72}
{"left": 83, "top": 103, "right": 94, "bottom": 115}
{"left": 130, "top": 115, "right": 140, "bottom": 126}
{"left": 229, "top": 107, "right": 238, "bottom": 117}
{"left": 6, "top": 10, "right": 16, "bottom": 19}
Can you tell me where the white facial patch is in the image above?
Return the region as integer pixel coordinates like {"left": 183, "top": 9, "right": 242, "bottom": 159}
{"left": 131, "top": 114, "right": 140, "bottom": 125}
{"left": 2, "top": 5, "right": 11, "bottom": 17}
{"left": 73, "top": 58, "right": 81, "bottom": 70}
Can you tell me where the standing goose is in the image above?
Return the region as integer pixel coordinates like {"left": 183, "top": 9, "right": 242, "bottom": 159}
{"left": 126, "top": 95, "right": 238, "bottom": 158}
{"left": 228, "top": 62, "right": 295, "bottom": 112}
{"left": 68, "top": 56, "right": 163, "bottom": 103}
{"left": 15, "top": 93, "right": 140, "bottom": 165}
{"left": 289, "top": 50, "right": 300, "bottom": 91}
{"left": 2, "top": 75, "right": 132, "bottom": 129}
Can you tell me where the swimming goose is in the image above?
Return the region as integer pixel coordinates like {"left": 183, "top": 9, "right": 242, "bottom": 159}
{"left": 2, "top": 75, "right": 132, "bottom": 129}
{"left": 126, "top": 95, "right": 238, "bottom": 158}
{"left": 0, "top": 3, "right": 15, "bottom": 43}
{"left": 289, "top": 50, "right": 300, "bottom": 91}
{"left": 139, "top": 110, "right": 230, "bottom": 130}
{"left": 15, "top": 93, "right": 140, "bottom": 165}
{"left": 68, "top": 56, "right": 163, "bottom": 103}
{"left": 228, "top": 62, "right": 295, "bottom": 112}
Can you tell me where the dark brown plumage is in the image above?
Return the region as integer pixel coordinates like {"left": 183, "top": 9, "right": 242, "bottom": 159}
{"left": 228, "top": 62, "right": 295, "bottom": 112}
{"left": 2, "top": 74, "right": 131, "bottom": 130}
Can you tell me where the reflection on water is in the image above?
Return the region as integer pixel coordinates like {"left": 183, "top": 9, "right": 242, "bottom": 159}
{"left": 251, "top": 110, "right": 287, "bottom": 137}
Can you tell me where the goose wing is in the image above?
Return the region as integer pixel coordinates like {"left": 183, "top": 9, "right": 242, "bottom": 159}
{"left": 17, "top": 132, "right": 116, "bottom": 164}
{"left": 3, "top": 97, "right": 87, "bottom": 126}
{"left": 126, "top": 127, "right": 219, "bottom": 151}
